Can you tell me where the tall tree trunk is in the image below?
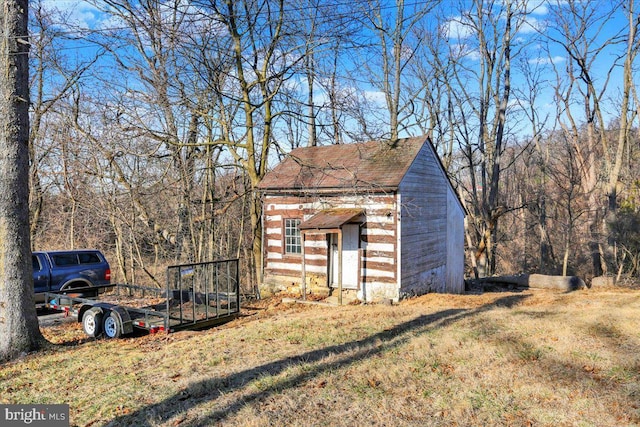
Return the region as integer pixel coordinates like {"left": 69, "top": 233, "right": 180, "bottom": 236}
{"left": 306, "top": 53, "right": 317, "bottom": 147}
{"left": 605, "top": 0, "right": 638, "bottom": 271}
{"left": 0, "top": 0, "right": 46, "bottom": 362}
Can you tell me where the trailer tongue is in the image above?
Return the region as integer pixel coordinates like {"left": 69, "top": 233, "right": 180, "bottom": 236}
{"left": 45, "top": 259, "right": 240, "bottom": 338}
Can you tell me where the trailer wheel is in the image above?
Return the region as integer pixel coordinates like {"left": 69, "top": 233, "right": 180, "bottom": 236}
{"left": 82, "top": 307, "right": 103, "bottom": 337}
{"left": 103, "top": 311, "right": 122, "bottom": 339}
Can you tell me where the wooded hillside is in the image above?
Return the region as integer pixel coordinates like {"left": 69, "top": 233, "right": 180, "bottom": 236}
{"left": 28, "top": 0, "right": 640, "bottom": 287}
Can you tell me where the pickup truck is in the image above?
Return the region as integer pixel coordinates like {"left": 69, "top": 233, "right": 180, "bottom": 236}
{"left": 32, "top": 250, "right": 111, "bottom": 302}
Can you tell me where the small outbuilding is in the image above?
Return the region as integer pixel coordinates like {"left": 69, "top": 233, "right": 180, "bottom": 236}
{"left": 257, "top": 136, "right": 465, "bottom": 303}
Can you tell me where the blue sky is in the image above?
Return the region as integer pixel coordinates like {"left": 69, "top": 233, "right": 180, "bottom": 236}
{"left": 38, "top": 0, "right": 636, "bottom": 140}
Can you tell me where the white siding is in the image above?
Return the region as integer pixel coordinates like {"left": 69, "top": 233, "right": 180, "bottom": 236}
{"left": 362, "top": 242, "right": 395, "bottom": 252}
{"left": 446, "top": 186, "right": 465, "bottom": 293}
{"left": 398, "top": 142, "right": 464, "bottom": 295}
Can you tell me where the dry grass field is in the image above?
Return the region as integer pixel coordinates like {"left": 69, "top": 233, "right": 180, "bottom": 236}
{"left": 1, "top": 286, "right": 639, "bottom": 426}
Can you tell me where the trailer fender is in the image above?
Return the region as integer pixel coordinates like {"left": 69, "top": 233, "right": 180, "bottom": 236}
{"left": 102, "top": 306, "right": 133, "bottom": 338}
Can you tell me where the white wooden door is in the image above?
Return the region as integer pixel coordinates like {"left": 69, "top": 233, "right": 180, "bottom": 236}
{"left": 330, "top": 224, "right": 359, "bottom": 289}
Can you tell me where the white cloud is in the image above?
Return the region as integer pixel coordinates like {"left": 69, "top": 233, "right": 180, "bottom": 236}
{"left": 364, "top": 90, "right": 387, "bottom": 106}
{"left": 443, "top": 16, "right": 475, "bottom": 40}
{"left": 527, "top": 0, "right": 550, "bottom": 15}
{"left": 528, "top": 55, "right": 565, "bottom": 65}
{"left": 41, "top": 0, "right": 105, "bottom": 29}
{"left": 519, "top": 16, "right": 546, "bottom": 34}
{"left": 449, "top": 43, "right": 481, "bottom": 61}
{"left": 445, "top": 9, "right": 546, "bottom": 40}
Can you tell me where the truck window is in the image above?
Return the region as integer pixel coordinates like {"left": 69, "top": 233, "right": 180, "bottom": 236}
{"left": 78, "top": 253, "right": 101, "bottom": 264}
{"left": 32, "top": 255, "right": 42, "bottom": 272}
{"left": 51, "top": 253, "right": 79, "bottom": 266}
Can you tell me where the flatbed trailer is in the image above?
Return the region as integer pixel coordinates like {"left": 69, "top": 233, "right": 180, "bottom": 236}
{"left": 44, "top": 259, "right": 240, "bottom": 338}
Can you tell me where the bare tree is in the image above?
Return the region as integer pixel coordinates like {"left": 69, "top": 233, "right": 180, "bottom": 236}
{"left": 446, "top": 0, "right": 533, "bottom": 276}
{"left": 410, "top": 11, "right": 458, "bottom": 168}
{"left": 184, "top": 0, "right": 323, "bottom": 285}
{"left": 286, "top": 0, "right": 363, "bottom": 147}
{"left": 606, "top": 0, "right": 640, "bottom": 275}
{"left": 28, "top": 1, "right": 101, "bottom": 244}
{"left": 546, "top": 0, "right": 630, "bottom": 276}
{"left": 83, "top": 0, "right": 209, "bottom": 266}
{"left": 0, "top": 0, "right": 46, "bottom": 362}
{"left": 356, "top": 0, "right": 439, "bottom": 142}
{"left": 514, "top": 47, "right": 554, "bottom": 273}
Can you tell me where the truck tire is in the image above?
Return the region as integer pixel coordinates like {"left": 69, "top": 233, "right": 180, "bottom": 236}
{"left": 82, "top": 307, "right": 103, "bottom": 337}
{"left": 102, "top": 310, "right": 123, "bottom": 339}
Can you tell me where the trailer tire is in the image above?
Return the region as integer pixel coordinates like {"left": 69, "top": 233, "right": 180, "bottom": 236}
{"left": 102, "top": 310, "right": 123, "bottom": 339}
{"left": 82, "top": 307, "right": 103, "bottom": 337}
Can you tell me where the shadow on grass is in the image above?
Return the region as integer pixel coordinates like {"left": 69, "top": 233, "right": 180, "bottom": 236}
{"left": 105, "top": 294, "right": 530, "bottom": 427}
{"left": 491, "top": 314, "right": 640, "bottom": 424}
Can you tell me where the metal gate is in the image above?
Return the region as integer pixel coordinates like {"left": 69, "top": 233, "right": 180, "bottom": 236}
{"left": 166, "top": 258, "right": 240, "bottom": 330}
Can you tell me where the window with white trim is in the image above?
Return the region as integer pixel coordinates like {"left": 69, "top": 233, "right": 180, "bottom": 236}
{"left": 284, "top": 218, "right": 302, "bottom": 254}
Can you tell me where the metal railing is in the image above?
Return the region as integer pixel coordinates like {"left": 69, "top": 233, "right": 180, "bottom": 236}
{"left": 165, "top": 258, "right": 240, "bottom": 329}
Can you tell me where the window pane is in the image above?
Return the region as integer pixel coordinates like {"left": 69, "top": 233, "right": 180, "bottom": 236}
{"left": 52, "top": 254, "right": 79, "bottom": 266}
{"left": 79, "top": 253, "right": 100, "bottom": 264}
{"left": 32, "top": 256, "right": 41, "bottom": 272}
{"left": 284, "top": 219, "right": 301, "bottom": 254}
